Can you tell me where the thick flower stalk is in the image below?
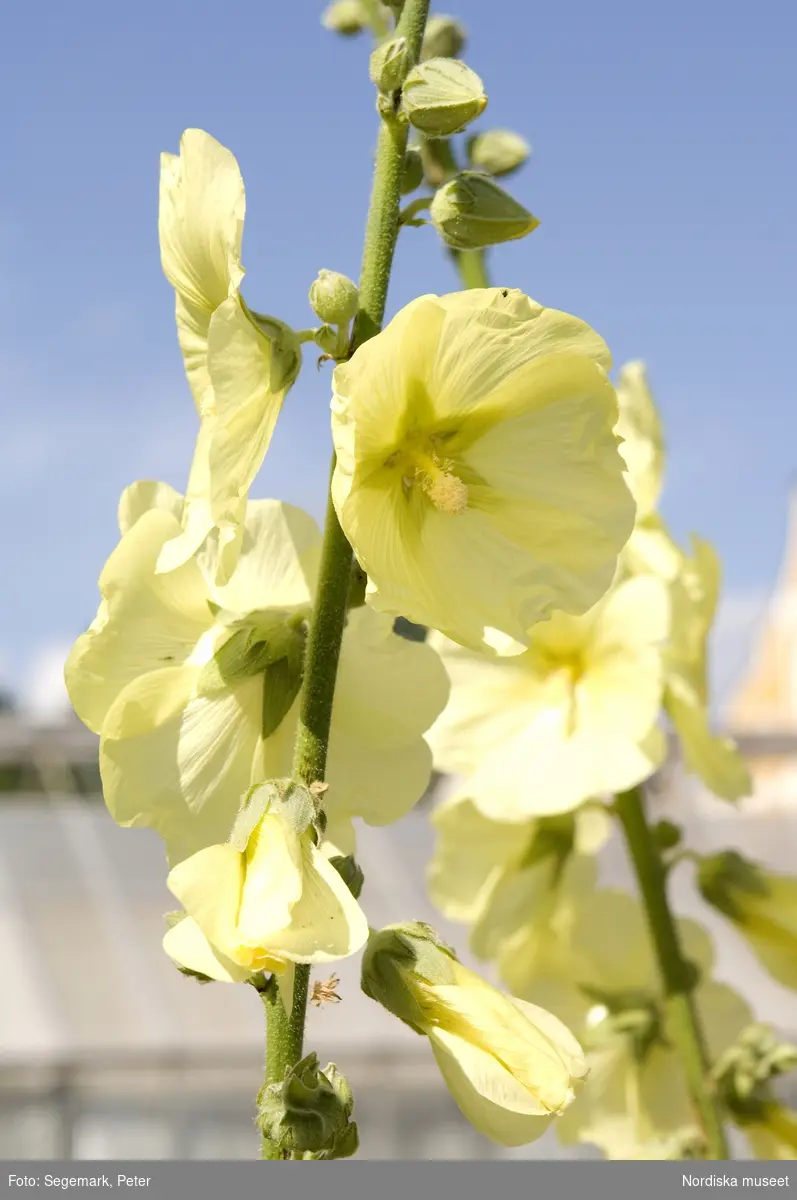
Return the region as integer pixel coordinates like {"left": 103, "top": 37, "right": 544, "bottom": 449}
{"left": 361, "top": 922, "right": 588, "bottom": 1145}
{"left": 65, "top": 487, "right": 448, "bottom": 864}
{"left": 331, "top": 288, "right": 635, "bottom": 653}
{"left": 157, "top": 129, "right": 302, "bottom": 585}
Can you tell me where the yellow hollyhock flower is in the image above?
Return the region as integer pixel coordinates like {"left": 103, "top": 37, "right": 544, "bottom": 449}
{"left": 157, "top": 129, "right": 301, "bottom": 584}
{"left": 361, "top": 922, "right": 587, "bottom": 1146}
{"left": 428, "top": 792, "right": 608, "bottom": 937}
{"left": 65, "top": 486, "right": 449, "bottom": 864}
{"left": 427, "top": 573, "right": 670, "bottom": 819}
{"left": 330, "top": 288, "right": 635, "bottom": 654}
{"left": 508, "top": 888, "right": 751, "bottom": 1159}
{"left": 697, "top": 851, "right": 797, "bottom": 991}
{"left": 163, "top": 799, "right": 367, "bottom": 983}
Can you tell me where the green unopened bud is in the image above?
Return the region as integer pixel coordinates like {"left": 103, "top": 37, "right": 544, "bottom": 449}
{"left": 321, "top": 0, "right": 366, "bottom": 36}
{"left": 309, "top": 269, "right": 360, "bottom": 325}
{"left": 467, "top": 129, "right": 531, "bottom": 178}
{"left": 400, "top": 145, "right": 425, "bottom": 194}
{"left": 361, "top": 922, "right": 458, "bottom": 1034}
{"left": 430, "top": 171, "right": 539, "bottom": 249}
{"left": 369, "top": 36, "right": 409, "bottom": 94}
{"left": 329, "top": 855, "right": 365, "bottom": 899}
{"left": 401, "top": 59, "right": 486, "bottom": 137}
{"left": 421, "top": 14, "right": 467, "bottom": 60}
{"left": 258, "top": 1053, "right": 358, "bottom": 1159}
{"left": 313, "top": 324, "right": 343, "bottom": 356}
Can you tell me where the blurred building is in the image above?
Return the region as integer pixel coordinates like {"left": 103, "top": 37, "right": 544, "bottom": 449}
{"left": 2, "top": 504, "right": 797, "bottom": 1160}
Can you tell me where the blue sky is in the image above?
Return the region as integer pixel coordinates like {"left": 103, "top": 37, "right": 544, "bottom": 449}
{"left": 1, "top": 0, "right": 794, "bottom": 713}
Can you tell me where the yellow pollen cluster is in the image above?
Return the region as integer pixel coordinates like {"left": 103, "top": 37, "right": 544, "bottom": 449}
{"left": 412, "top": 450, "right": 469, "bottom": 515}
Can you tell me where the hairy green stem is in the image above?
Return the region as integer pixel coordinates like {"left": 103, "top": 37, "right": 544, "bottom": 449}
{"left": 260, "top": 0, "right": 431, "bottom": 1158}
{"left": 260, "top": 970, "right": 311, "bottom": 1159}
{"left": 615, "top": 786, "right": 731, "bottom": 1160}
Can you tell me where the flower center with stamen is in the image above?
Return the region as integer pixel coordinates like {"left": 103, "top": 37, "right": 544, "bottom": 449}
{"left": 403, "top": 447, "right": 468, "bottom": 515}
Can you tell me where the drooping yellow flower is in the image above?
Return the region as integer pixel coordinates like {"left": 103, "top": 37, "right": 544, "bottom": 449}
{"left": 427, "top": 574, "right": 670, "bottom": 820}
{"left": 164, "top": 793, "right": 367, "bottom": 983}
{"left": 65, "top": 485, "right": 449, "bottom": 864}
{"left": 697, "top": 850, "right": 797, "bottom": 991}
{"left": 330, "top": 288, "right": 635, "bottom": 654}
{"left": 157, "top": 129, "right": 301, "bottom": 584}
{"left": 361, "top": 922, "right": 587, "bottom": 1146}
{"left": 507, "top": 888, "right": 751, "bottom": 1159}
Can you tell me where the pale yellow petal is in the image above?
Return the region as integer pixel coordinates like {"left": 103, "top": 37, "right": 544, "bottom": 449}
{"left": 167, "top": 844, "right": 244, "bottom": 954}
{"left": 210, "top": 499, "right": 320, "bottom": 613}
{"left": 117, "top": 480, "right": 184, "bottom": 535}
{"left": 262, "top": 839, "right": 369, "bottom": 963}
{"left": 163, "top": 916, "right": 253, "bottom": 983}
{"left": 667, "top": 691, "right": 751, "bottom": 801}
{"left": 428, "top": 795, "right": 528, "bottom": 923}
{"left": 236, "top": 814, "right": 304, "bottom": 945}
{"left": 65, "top": 510, "right": 210, "bottom": 733}
{"left": 614, "top": 361, "right": 664, "bottom": 519}
{"left": 429, "top": 1027, "right": 557, "bottom": 1144}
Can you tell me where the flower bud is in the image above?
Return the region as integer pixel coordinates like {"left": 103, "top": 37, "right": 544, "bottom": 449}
{"left": 467, "top": 129, "right": 531, "bottom": 178}
{"left": 309, "top": 269, "right": 360, "bottom": 325}
{"left": 361, "top": 922, "right": 587, "bottom": 1145}
{"left": 421, "top": 14, "right": 467, "bottom": 60}
{"left": 369, "top": 37, "right": 409, "bottom": 95}
{"left": 401, "top": 59, "right": 487, "bottom": 138}
{"left": 697, "top": 850, "right": 797, "bottom": 991}
{"left": 430, "top": 171, "right": 539, "bottom": 249}
{"left": 329, "top": 855, "right": 365, "bottom": 899}
{"left": 313, "top": 324, "right": 344, "bottom": 357}
{"left": 321, "top": 0, "right": 366, "bottom": 36}
{"left": 400, "top": 145, "right": 425, "bottom": 194}
{"left": 258, "top": 1052, "right": 359, "bottom": 1159}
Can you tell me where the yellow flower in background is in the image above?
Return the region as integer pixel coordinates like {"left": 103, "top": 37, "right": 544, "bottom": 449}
{"left": 163, "top": 796, "right": 368, "bottom": 983}
{"left": 665, "top": 537, "right": 751, "bottom": 800}
{"left": 331, "top": 288, "right": 635, "bottom": 654}
{"left": 743, "top": 1108, "right": 797, "bottom": 1160}
{"left": 65, "top": 485, "right": 449, "bottom": 865}
{"left": 427, "top": 792, "right": 608, "bottom": 953}
{"left": 361, "top": 922, "right": 587, "bottom": 1146}
{"left": 615, "top": 361, "right": 664, "bottom": 521}
{"left": 507, "top": 888, "right": 751, "bottom": 1159}
{"left": 697, "top": 851, "right": 797, "bottom": 992}
{"left": 157, "top": 129, "right": 301, "bottom": 585}
{"left": 427, "top": 574, "right": 670, "bottom": 820}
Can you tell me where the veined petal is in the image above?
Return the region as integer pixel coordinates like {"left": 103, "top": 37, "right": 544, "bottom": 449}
{"left": 430, "top": 290, "right": 612, "bottom": 418}
{"left": 65, "top": 510, "right": 210, "bottom": 733}
{"left": 236, "top": 814, "right": 304, "bottom": 945}
{"left": 155, "top": 418, "right": 246, "bottom": 587}
{"left": 163, "top": 915, "right": 253, "bottom": 983}
{"left": 100, "top": 669, "right": 262, "bottom": 863}
{"left": 159, "top": 128, "right": 245, "bottom": 325}
{"left": 205, "top": 298, "right": 295, "bottom": 528}
{"left": 210, "top": 499, "right": 320, "bottom": 614}
{"left": 262, "top": 838, "right": 369, "bottom": 963}
{"left": 167, "top": 844, "right": 244, "bottom": 953}
{"left": 426, "top": 633, "right": 542, "bottom": 775}
{"left": 331, "top": 295, "right": 443, "bottom": 478}
{"left": 429, "top": 1028, "right": 557, "bottom": 1144}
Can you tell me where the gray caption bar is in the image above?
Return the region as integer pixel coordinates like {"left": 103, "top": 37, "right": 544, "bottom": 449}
{"left": 1, "top": 1162, "right": 794, "bottom": 1200}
